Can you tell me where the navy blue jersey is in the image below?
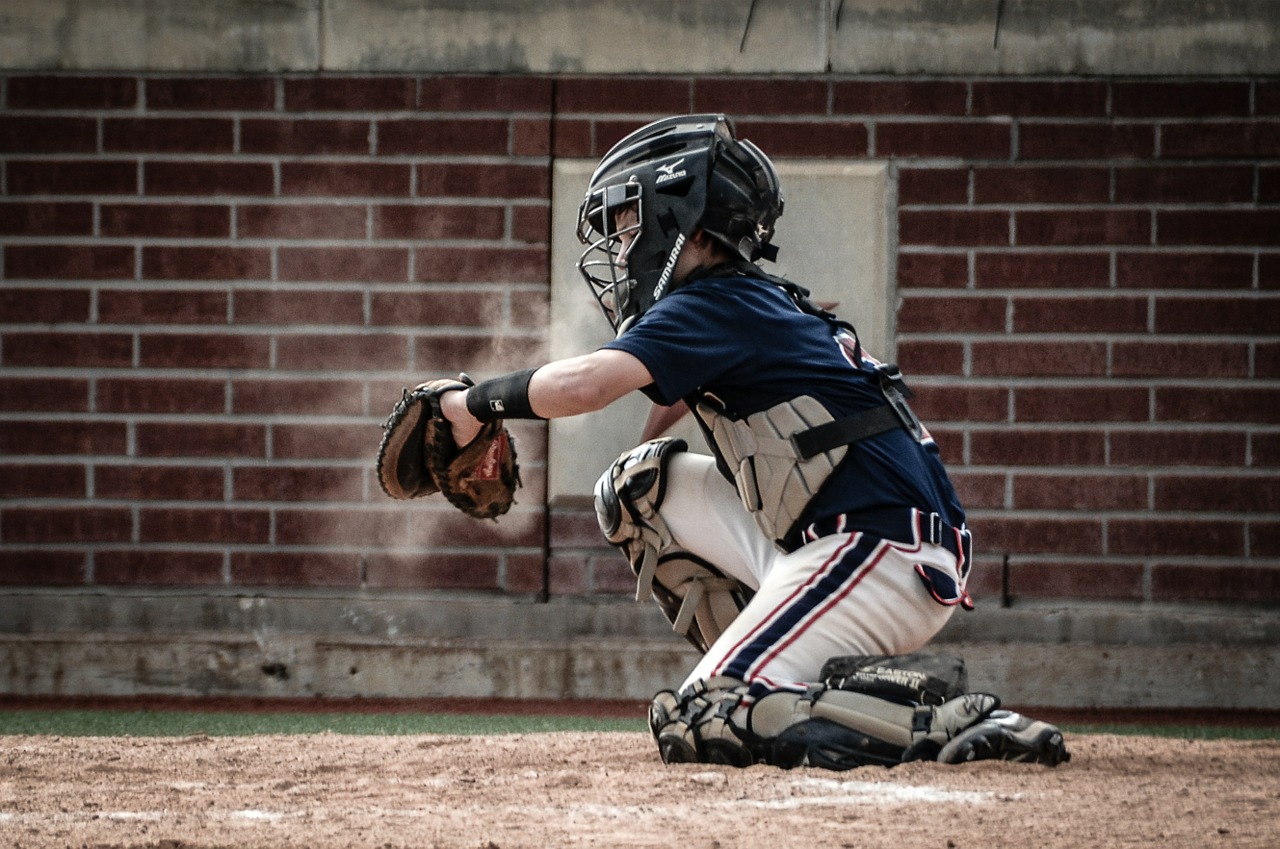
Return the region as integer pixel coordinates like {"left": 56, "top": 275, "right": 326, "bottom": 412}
{"left": 603, "top": 272, "right": 966, "bottom": 538}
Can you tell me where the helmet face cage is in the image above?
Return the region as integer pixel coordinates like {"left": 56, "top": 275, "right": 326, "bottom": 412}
{"left": 576, "top": 114, "right": 783, "bottom": 335}
{"left": 576, "top": 180, "right": 643, "bottom": 332}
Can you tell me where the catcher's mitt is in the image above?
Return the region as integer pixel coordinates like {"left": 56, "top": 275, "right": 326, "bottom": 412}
{"left": 376, "top": 376, "right": 520, "bottom": 519}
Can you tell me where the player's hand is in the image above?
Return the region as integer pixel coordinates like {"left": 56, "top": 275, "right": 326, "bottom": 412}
{"left": 439, "top": 388, "right": 482, "bottom": 447}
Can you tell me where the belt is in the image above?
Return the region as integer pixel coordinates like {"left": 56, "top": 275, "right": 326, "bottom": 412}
{"left": 793, "top": 507, "right": 972, "bottom": 566}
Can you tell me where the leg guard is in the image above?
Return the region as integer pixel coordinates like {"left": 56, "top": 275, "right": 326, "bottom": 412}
{"left": 595, "top": 439, "right": 752, "bottom": 652}
{"left": 647, "top": 679, "right": 999, "bottom": 771}
{"left": 937, "top": 709, "right": 1071, "bottom": 766}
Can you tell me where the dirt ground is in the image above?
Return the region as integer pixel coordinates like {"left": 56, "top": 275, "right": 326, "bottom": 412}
{"left": 2, "top": 727, "right": 1278, "bottom": 849}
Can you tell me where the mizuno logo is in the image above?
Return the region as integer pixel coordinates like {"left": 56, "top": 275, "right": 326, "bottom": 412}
{"left": 655, "top": 157, "right": 687, "bottom": 184}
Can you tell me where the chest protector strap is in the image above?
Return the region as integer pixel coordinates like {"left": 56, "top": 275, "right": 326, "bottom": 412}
{"left": 694, "top": 395, "right": 848, "bottom": 549}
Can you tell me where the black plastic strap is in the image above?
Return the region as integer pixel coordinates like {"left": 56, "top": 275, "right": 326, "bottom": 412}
{"left": 789, "top": 405, "right": 902, "bottom": 460}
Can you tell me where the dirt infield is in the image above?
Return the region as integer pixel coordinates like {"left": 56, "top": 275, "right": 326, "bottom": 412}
{"left": 3, "top": 729, "right": 1278, "bottom": 849}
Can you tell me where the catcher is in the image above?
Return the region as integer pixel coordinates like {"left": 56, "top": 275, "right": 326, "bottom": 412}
{"left": 379, "top": 114, "right": 1069, "bottom": 770}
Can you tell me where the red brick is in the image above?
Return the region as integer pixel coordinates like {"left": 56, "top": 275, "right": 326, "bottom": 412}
{"left": 554, "top": 77, "right": 690, "bottom": 114}
{"left": 0, "top": 116, "right": 97, "bottom": 153}
{"left": 237, "top": 204, "right": 368, "bottom": 239}
{"left": 732, "top": 120, "right": 868, "bottom": 157}
{"left": 971, "top": 341, "right": 1107, "bottom": 377}
{"left": 406, "top": 507, "right": 543, "bottom": 549}
{"left": 1110, "top": 430, "right": 1245, "bottom": 468}
{"left": 98, "top": 288, "right": 228, "bottom": 325}
{"left": 140, "top": 507, "right": 269, "bottom": 544}
{"left": 370, "top": 290, "right": 504, "bottom": 327}
{"left": 95, "top": 464, "right": 225, "bottom": 501}
{"left": 418, "top": 76, "right": 552, "bottom": 112}
{"left": 1261, "top": 82, "right": 1280, "bottom": 115}
{"left": 374, "top": 204, "right": 505, "bottom": 240}
{"left": 0, "top": 377, "right": 89, "bottom": 412}
{"left": 2, "top": 333, "right": 132, "bottom": 368}
{"left": 970, "top": 428, "right": 1106, "bottom": 466}
{"left": 271, "top": 423, "right": 371, "bottom": 461}
{"left": 0, "top": 463, "right": 86, "bottom": 498}
{"left": 378, "top": 119, "right": 509, "bottom": 155}
{"left": 101, "top": 204, "right": 230, "bottom": 238}
{"left": 146, "top": 77, "right": 276, "bottom": 111}
{"left": 974, "top": 167, "right": 1109, "bottom": 204}
{"left": 1155, "top": 387, "right": 1280, "bottom": 424}
{"left": 1264, "top": 254, "right": 1280, "bottom": 290}
{"left": 275, "top": 508, "right": 407, "bottom": 547}
{"left": 274, "top": 333, "right": 409, "bottom": 371}
{"left": 551, "top": 118, "right": 593, "bottom": 156}
{"left": 135, "top": 422, "right": 266, "bottom": 458}
{"left": 365, "top": 553, "right": 501, "bottom": 591}
{"left": 505, "top": 553, "right": 547, "bottom": 594}
{"left": 1161, "top": 121, "right": 1280, "bottom": 158}
{"left": 877, "top": 121, "right": 1011, "bottom": 159}
{"left": 96, "top": 377, "right": 226, "bottom": 414}
{"left": 142, "top": 246, "right": 270, "bottom": 280}
{"left": 94, "top": 551, "right": 225, "bottom": 586}
{"left": 103, "top": 118, "right": 234, "bottom": 153}
{"left": 1262, "top": 166, "right": 1280, "bottom": 204}
{"left": 1112, "top": 341, "right": 1249, "bottom": 378}
{"left": 1158, "top": 210, "right": 1280, "bottom": 247}
{"left": 1019, "top": 122, "right": 1155, "bottom": 160}
{"left": 1155, "top": 296, "right": 1280, "bottom": 336}
{"left": 1113, "top": 81, "right": 1251, "bottom": 117}
{"left": 1007, "top": 561, "right": 1144, "bottom": 602}
{"left": 232, "top": 289, "right": 365, "bottom": 326}
{"left": 138, "top": 333, "right": 271, "bottom": 369}
{"left": 968, "top": 515, "right": 1104, "bottom": 555}
{"left": 1109, "top": 519, "right": 1244, "bottom": 557}
{"left": 1251, "top": 522, "right": 1280, "bottom": 556}
{"left": 511, "top": 289, "right": 550, "bottom": 328}
{"left": 145, "top": 161, "right": 275, "bottom": 196}
{"left": 1115, "top": 165, "right": 1254, "bottom": 203}
{"left": 511, "top": 205, "right": 550, "bottom": 244}
{"left": 908, "top": 384, "right": 1008, "bottom": 422}
{"left": 547, "top": 553, "right": 590, "bottom": 595}
{"left": 8, "top": 75, "right": 136, "bottom": 109}
{"left": 281, "top": 162, "right": 411, "bottom": 197}
{"left": 947, "top": 470, "right": 1006, "bottom": 509}
{"left": 230, "top": 552, "right": 361, "bottom": 588}
{"left": 232, "top": 378, "right": 366, "bottom": 416}
{"left": 897, "top": 253, "right": 968, "bottom": 289}
{"left": 0, "top": 551, "right": 86, "bottom": 586}
{"left": 1013, "top": 296, "right": 1147, "bottom": 333}
{"left": 1151, "top": 564, "right": 1280, "bottom": 605}
{"left": 417, "top": 163, "right": 549, "bottom": 199}
{"left": 1155, "top": 474, "right": 1278, "bottom": 513}
{"left": 278, "top": 246, "right": 409, "bottom": 282}
{"left": 693, "top": 78, "right": 827, "bottom": 115}
{"left": 1116, "top": 252, "right": 1254, "bottom": 290}
{"left": 414, "top": 246, "right": 547, "bottom": 283}
{"left": 893, "top": 342, "right": 966, "bottom": 378}
{"left": 0, "top": 420, "right": 126, "bottom": 456}
{"left": 1017, "top": 209, "right": 1150, "bottom": 246}
{"left": 1258, "top": 341, "right": 1280, "bottom": 379}
{"left": 0, "top": 201, "right": 92, "bottom": 236}
{"left": 898, "top": 168, "right": 969, "bottom": 205}
{"left": 897, "top": 295, "right": 1006, "bottom": 333}
{"left": 412, "top": 334, "right": 500, "bottom": 372}
{"left": 512, "top": 118, "right": 551, "bottom": 156}
{"left": 5, "top": 245, "right": 135, "bottom": 280}
{"left": 0, "top": 288, "right": 90, "bottom": 323}
{"left": 240, "top": 118, "right": 373, "bottom": 155}
{"left": 233, "top": 466, "right": 364, "bottom": 502}
{"left": 1015, "top": 386, "right": 1149, "bottom": 423}
{"left": 284, "top": 77, "right": 416, "bottom": 111}
{"left": 899, "top": 210, "right": 1008, "bottom": 247}
{"left": 972, "top": 81, "right": 1107, "bottom": 117}
{"left": 832, "top": 81, "right": 966, "bottom": 116}
{"left": 1, "top": 507, "right": 132, "bottom": 543}
{"left": 7, "top": 160, "right": 138, "bottom": 195}
{"left": 975, "top": 252, "right": 1109, "bottom": 289}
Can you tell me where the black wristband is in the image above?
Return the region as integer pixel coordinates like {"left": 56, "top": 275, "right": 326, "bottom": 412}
{"left": 465, "top": 367, "right": 543, "bottom": 422}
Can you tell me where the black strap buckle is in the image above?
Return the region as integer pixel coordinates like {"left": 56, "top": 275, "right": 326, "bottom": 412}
{"left": 876, "top": 364, "right": 924, "bottom": 442}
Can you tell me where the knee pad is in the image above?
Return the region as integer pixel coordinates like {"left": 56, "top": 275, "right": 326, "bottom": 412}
{"left": 596, "top": 439, "right": 751, "bottom": 651}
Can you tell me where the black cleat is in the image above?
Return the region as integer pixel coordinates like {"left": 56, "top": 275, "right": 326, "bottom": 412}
{"left": 937, "top": 710, "right": 1071, "bottom": 766}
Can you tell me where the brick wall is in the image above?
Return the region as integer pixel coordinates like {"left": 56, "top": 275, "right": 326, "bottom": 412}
{"left": 1, "top": 74, "right": 1276, "bottom": 608}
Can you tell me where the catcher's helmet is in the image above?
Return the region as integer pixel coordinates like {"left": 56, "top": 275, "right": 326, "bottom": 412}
{"left": 576, "top": 114, "right": 784, "bottom": 335}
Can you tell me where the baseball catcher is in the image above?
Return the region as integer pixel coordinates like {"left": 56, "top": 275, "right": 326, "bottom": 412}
{"left": 376, "top": 375, "right": 520, "bottom": 520}
{"left": 424, "top": 114, "right": 1069, "bottom": 769}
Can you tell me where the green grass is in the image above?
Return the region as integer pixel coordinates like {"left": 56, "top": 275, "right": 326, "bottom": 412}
{"left": 0, "top": 709, "right": 646, "bottom": 737}
{"left": 0, "top": 710, "right": 1274, "bottom": 740}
